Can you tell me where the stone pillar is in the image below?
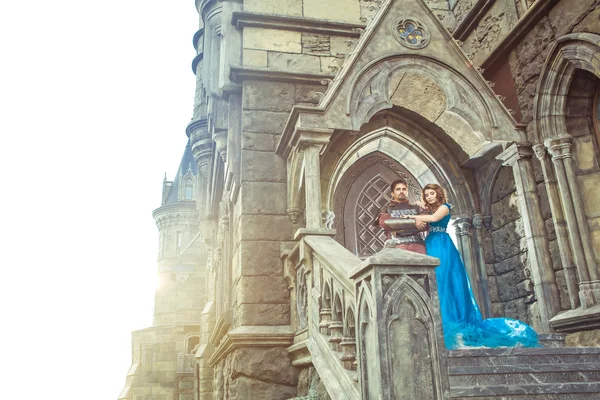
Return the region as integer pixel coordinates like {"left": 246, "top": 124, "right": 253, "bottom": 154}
{"left": 295, "top": 129, "right": 333, "bottom": 232}
{"left": 471, "top": 215, "right": 493, "bottom": 318}
{"left": 533, "top": 144, "right": 580, "bottom": 309}
{"left": 350, "top": 249, "right": 449, "bottom": 400}
{"left": 497, "top": 143, "right": 561, "bottom": 332}
{"left": 546, "top": 135, "right": 600, "bottom": 308}
{"left": 303, "top": 144, "right": 323, "bottom": 230}
{"left": 453, "top": 216, "right": 489, "bottom": 317}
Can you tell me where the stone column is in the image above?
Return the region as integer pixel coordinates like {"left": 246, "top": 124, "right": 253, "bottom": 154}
{"left": 453, "top": 216, "right": 489, "bottom": 317}
{"left": 497, "top": 143, "right": 561, "bottom": 331}
{"left": 533, "top": 144, "right": 580, "bottom": 309}
{"left": 472, "top": 215, "right": 493, "bottom": 318}
{"left": 295, "top": 129, "right": 333, "bottom": 232}
{"left": 546, "top": 135, "right": 600, "bottom": 308}
{"left": 303, "top": 144, "right": 323, "bottom": 230}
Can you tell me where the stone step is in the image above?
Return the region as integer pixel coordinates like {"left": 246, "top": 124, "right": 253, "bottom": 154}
{"left": 450, "top": 382, "right": 600, "bottom": 398}
{"left": 447, "top": 347, "right": 600, "bottom": 367}
{"left": 449, "top": 363, "right": 600, "bottom": 386}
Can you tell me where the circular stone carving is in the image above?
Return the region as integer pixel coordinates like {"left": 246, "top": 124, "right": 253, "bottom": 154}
{"left": 393, "top": 18, "right": 430, "bottom": 49}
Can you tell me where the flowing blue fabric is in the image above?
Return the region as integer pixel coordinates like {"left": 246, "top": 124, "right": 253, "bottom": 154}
{"left": 426, "top": 204, "right": 540, "bottom": 349}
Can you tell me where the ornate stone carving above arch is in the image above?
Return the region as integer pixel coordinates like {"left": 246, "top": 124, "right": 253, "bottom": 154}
{"left": 346, "top": 54, "right": 513, "bottom": 150}
{"left": 534, "top": 33, "right": 600, "bottom": 142}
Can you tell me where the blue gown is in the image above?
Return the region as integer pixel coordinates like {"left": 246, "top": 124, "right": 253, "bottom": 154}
{"left": 426, "top": 204, "right": 539, "bottom": 349}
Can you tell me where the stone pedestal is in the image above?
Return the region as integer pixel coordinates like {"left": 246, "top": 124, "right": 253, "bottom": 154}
{"left": 349, "top": 248, "right": 449, "bottom": 400}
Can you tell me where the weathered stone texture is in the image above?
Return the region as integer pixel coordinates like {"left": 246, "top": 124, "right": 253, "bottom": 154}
{"left": 294, "top": 83, "right": 324, "bottom": 105}
{"left": 461, "top": 0, "right": 518, "bottom": 65}
{"left": 573, "top": 5, "right": 600, "bottom": 33}
{"left": 565, "top": 328, "right": 600, "bottom": 347}
{"left": 241, "top": 150, "right": 286, "bottom": 182}
{"left": 234, "top": 303, "right": 290, "bottom": 326}
{"left": 239, "top": 240, "right": 284, "bottom": 276}
{"left": 303, "top": 0, "right": 362, "bottom": 23}
{"left": 548, "top": 0, "right": 598, "bottom": 37}
{"left": 491, "top": 192, "right": 520, "bottom": 230}
{"left": 268, "top": 52, "right": 322, "bottom": 72}
{"left": 243, "top": 49, "right": 268, "bottom": 67}
{"left": 573, "top": 135, "right": 598, "bottom": 173}
{"left": 242, "top": 132, "right": 277, "bottom": 152}
{"left": 554, "top": 269, "right": 572, "bottom": 310}
{"left": 240, "top": 182, "right": 287, "bottom": 214}
{"left": 242, "top": 110, "right": 289, "bottom": 134}
{"left": 492, "top": 219, "right": 527, "bottom": 261}
{"left": 243, "top": 81, "right": 295, "bottom": 112}
{"left": 231, "top": 347, "right": 298, "bottom": 385}
{"left": 453, "top": 0, "right": 474, "bottom": 27}
{"left": 302, "top": 33, "right": 331, "bottom": 55}
{"left": 239, "top": 215, "right": 294, "bottom": 241}
{"left": 244, "top": 0, "right": 303, "bottom": 16}
{"left": 236, "top": 275, "right": 289, "bottom": 304}
{"left": 244, "top": 28, "right": 302, "bottom": 53}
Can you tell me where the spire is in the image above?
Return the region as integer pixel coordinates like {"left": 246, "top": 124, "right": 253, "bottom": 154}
{"left": 164, "top": 141, "right": 199, "bottom": 204}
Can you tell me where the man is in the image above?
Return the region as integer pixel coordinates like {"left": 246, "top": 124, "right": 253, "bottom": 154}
{"left": 373, "top": 178, "right": 427, "bottom": 254}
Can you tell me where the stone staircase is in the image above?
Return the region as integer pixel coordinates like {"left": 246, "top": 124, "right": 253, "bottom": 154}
{"left": 448, "top": 346, "right": 600, "bottom": 399}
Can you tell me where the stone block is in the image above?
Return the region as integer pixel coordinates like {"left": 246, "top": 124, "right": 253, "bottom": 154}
{"left": 240, "top": 181, "right": 287, "bottom": 214}
{"left": 545, "top": 217, "right": 556, "bottom": 242}
{"left": 229, "top": 375, "right": 296, "bottom": 400}
{"left": 515, "top": 16, "right": 555, "bottom": 66}
{"left": 492, "top": 167, "right": 516, "bottom": 203}
{"left": 302, "top": 33, "right": 331, "bottom": 55}
{"left": 303, "top": 0, "right": 362, "bottom": 23}
{"left": 244, "top": 0, "right": 303, "bottom": 16}
{"left": 243, "top": 49, "right": 268, "bottom": 67}
{"left": 497, "top": 270, "right": 526, "bottom": 302}
{"left": 565, "top": 328, "right": 600, "bottom": 347}
{"left": 242, "top": 110, "right": 289, "bottom": 134}
{"left": 239, "top": 240, "right": 284, "bottom": 275}
{"left": 566, "top": 96, "right": 594, "bottom": 117}
{"left": 240, "top": 150, "right": 286, "bottom": 183}
{"left": 294, "top": 83, "right": 322, "bottom": 105}
{"left": 566, "top": 116, "right": 594, "bottom": 137}
{"left": 319, "top": 55, "right": 344, "bottom": 74}
{"left": 589, "top": 223, "right": 600, "bottom": 263}
{"left": 490, "top": 302, "right": 504, "bottom": 317}
{"left": 242, "top": 132, "right": 277, "bottom": 151}
{"left": 330, "top": 36, "right": 356, "bottom": 57}
{"left": 488, "top": 275, "right": 500, "bottom": 303}
{"left": 492, "top": 219, "right": 527, "bottom": 261}
{"left": 537, "top": 183, "right": 552, "bottom": 220}
{"left": 549, "top": 0, "right": 597, "bottom": 37}
{"left": 231, "top": 347, "right": 298, "bottom": 385}
{"left": 554, "top": 269, "right": 572, "bottom": 310}
{"left": 390, "top": 72, "right": 446, "bottom": 123}
{"left": 574, "top": 6, "right": 600, "bottom": 33}
{"left": 573, "top": 135, "right": 598, "bottom": 173}
{"left": 239, "top": 214, "right": 293, "bottom": 241}
{"left": 243, "top": 27, "right": 301, "bottom": 53}
{"left": 578, "top": 172, "right": 600, "bottom": 218}
{"left": 491, "top": 192, "right": 521, "bottom": 230}
{"left": 503, "top": 298, "right": 529, "bottom": 323}
{"left": 494, "top": 251, "right": 528, "bottom": 275}
{"left": 235, "top": 303, "right": 290, "bottom": 326}
{"left": 243, "top": 81, "right": 295, "bottom": 112}
{"left": 235, "top": 275, "right": 289, "bottom": 304}
{"left": 267, "top": 52, "right": 321, "bottom": 72}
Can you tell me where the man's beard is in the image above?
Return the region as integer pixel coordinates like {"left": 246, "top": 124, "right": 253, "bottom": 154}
{"left": 394, "top": 193, "right": 408, "bottom": 202}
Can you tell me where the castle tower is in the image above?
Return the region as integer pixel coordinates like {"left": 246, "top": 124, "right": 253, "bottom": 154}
{"left": 119, "top": 141, "right": 207, "bottom": 400}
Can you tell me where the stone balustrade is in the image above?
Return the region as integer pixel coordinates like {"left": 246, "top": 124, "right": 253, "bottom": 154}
{"left": 285, "top": 234, "right": 450, "bottom": 399}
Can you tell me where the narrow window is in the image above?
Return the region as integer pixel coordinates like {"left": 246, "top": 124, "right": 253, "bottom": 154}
{"left": 184, "top": 179, "right": 193, "bottom": 200}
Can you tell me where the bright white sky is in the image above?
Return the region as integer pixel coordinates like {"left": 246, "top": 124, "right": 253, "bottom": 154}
{"left": 0, "top": 1, "right": 199, "bottom": 398}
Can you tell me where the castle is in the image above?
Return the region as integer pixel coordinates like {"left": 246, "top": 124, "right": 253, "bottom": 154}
{"left": 120, "top": 0, "right": 600, "bottom": 399}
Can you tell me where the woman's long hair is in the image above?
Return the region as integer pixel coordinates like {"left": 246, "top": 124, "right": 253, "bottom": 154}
{"left": 421, "top": 183, "right": 447, "bottom": 213}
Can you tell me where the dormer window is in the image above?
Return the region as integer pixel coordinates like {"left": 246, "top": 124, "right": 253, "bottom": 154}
{"left": 184, "top": 179, "right": 193, "bottom": 200}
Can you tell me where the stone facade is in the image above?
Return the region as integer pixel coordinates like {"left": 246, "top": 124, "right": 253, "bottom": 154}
{"left": 120, "top": 0, "right": 600, "bottom": 399}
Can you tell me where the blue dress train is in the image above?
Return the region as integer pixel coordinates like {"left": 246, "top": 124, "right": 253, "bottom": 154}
{"left": 426, "top": 204, "right": 539, "bottom": 349}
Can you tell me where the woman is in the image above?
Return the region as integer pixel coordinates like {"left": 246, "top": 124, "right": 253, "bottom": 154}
{"left": 403, "top": 183, "right": 539, "bottom": 349}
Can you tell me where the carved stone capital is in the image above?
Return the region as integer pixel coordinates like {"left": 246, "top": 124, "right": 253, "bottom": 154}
{"left": 287, "top": 208, "right": 303, "bottom": 224}
{"left": 453, "top": 216, "right": 472, "bottom": 237}
{"left": 532, "top": 144, "right": 547, "bottom": 160}
{"left": 496, "top": 142, "right": 534, "bottom": 167}
{"left": 545, "top": 134, "right": 573, "bottom": 161}
{"left": 188, "top": 118, "right": 213, "bottom": 178}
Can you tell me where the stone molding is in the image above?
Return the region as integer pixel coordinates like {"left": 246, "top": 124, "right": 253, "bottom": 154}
{"left": 546, "top": 134, "right": 574, "bottom": 161}
{"left": 231, "top": 11, "right": 365, "bottom": 37}
{"left": 550, "top": 303, "right": 600, "bottom": 332}
{"left": 229, "top": 65, "right": 334, "bottom": 86}
{"left": 207, "top": 325, "right": 295, "bottom": 366}
{"left": 479, "top": 0, "right": 560, "bottom": 72}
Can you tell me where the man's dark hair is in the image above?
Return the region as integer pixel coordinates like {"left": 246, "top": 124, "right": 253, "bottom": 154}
{"left": 390, "top": 179, "right": 408, "bottom": 192}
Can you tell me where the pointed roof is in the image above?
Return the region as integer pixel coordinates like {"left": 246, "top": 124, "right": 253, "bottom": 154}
{"left": 277, "top": 0, "right": 526, "bottom": 159}
{"left": 164, "top": 141, "right": 198, "bottom": 204}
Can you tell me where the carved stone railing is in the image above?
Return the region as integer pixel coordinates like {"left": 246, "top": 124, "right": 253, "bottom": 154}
{"left": 177, "top": 353, "right": 196, "bottom": 374}
{"left": 285, "top": 234, "right": 450, "bottom": 400}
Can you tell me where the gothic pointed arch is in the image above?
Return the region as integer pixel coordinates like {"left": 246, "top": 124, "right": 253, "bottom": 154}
{"left": 534, "top": 33, "right": 600, "bottom": 142}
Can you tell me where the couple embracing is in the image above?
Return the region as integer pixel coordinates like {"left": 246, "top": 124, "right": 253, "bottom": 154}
{"left": 374, "top": 179, "right": 539, "bottom": 350}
